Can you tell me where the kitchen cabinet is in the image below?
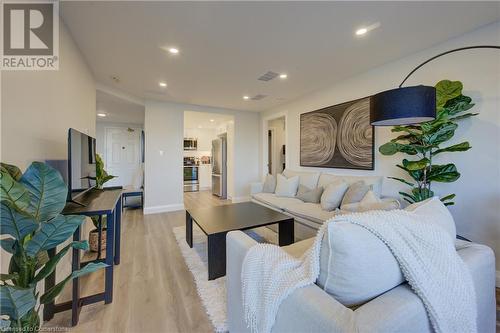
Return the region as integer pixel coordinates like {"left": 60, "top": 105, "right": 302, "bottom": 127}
{"left": 199, "top": 164, "right": 212, "bottom": 190}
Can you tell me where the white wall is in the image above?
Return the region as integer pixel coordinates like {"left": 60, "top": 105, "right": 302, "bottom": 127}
{"left": 144, "top": 101, "right": 185, "bottom": 213}
{"left": 262, "top": 22, "right": 500, "bottom": 273}
{"left": 1, "top": 20, "right": 96, "bottom": 170}
{"left": 144, "top": 100, "right": 260, "bottom": 213}
{"left": 1, "top": 19, "right": 96, "bottom": 303}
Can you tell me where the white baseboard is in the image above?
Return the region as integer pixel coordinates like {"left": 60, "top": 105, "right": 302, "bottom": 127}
{"left": 144, "top": 203, "right": 185, "bottom": 215}
{"left": 231, "top": 196, "right": 251, "bottom": 203}
{"left": 496, "top": 270, "right": 500, "bottom": 288}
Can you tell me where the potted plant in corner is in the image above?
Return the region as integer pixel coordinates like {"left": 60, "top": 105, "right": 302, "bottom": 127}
{"left": 89, "top": 154, "right": 116, "bottom": 252}
{"left": 0, "top": 162, "right": 107, "bottom": 332}
{"left": 379, "top": 79, "right": 477, "bottom": 206}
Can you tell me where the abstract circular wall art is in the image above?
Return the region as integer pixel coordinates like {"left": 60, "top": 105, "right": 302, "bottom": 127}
{"left": 300, "top": 113, "right": 337, "bottom": 166}
{"left": 300, "top": 96, "right": 374, "bottom": 170}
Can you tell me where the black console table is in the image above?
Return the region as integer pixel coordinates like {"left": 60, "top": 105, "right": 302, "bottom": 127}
{"left": 43, "top": 188, "right": 122, "bottom": 326}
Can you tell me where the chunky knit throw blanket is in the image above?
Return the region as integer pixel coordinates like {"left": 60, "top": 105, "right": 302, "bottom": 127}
{"left": 241, "top": 210, "right": 477, "bottom": 333}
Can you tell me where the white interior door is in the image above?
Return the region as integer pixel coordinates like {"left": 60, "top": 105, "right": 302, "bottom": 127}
{"left": 105, "top": 127, "right": 141, "bottom": 187}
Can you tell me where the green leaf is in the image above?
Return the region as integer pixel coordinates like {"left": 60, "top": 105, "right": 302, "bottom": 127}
{"left": 0, "top": 238, "right": 16, "bottom": 254}
{"left": 25, "top": 214, "right": 85, "bottom": 257}
{"left": 399, "top": 191, "right": 417, "bottom": 201}
{"left": 40, "top": 262, "right": 107, "bottom": 304}
{"left": 20, "top": 162, "right": 67, "bottom": 222}
{"left": 397, "top": 163, "right": 424, "bottom": 182}
{"left": 405, "top": 158, "right": 430, "bottom": 171}
{"left": 0, "top": 170, "right": 31, "bottom": 211}
{"left": 0, "top": 273, "right": 18, "bottom": 282}
{"left": 0, "top": 285, "right": 36, "bottom": 320}
{"left": 427, "top": 164, "right": 460, "bottom": 183}
{"left": 449, "top": 113, "right": 478, "bottom": 121}
{"left": 33, "top": 241, "right": 88, "bottom": 283}
{"left": 433, "top": 142, "right": 471, "bottom": 155}
{"left": 0, "top": 163, "right": 22, "bottom": 181}
{"left": 443, "top": 95, "right": 474, "bottom": 115}
{"left": 0, "top": 202, "right": 38, "bottom": 240}
{"left": 435, "top": 80, "right": 463, "bottom": 107}
{"left": 379, "top": 142, "right": 418, "bottom": 155}
{"left": 391, "top": 126, "right": 422, "bottom": 136}
{"left": 440, "top": 194, "right": 456, "bottom": 202}
{"left": 411, "top": 188, "right": 434, "bottom": 201}
{"left": 388, "top": 177, "right": 415, "bottom": 187}
{"left": 35, "top": 251, "right": 50, "bottom": 270}
{"left": 424, "top": 122, "right": 457, "bottom": 145}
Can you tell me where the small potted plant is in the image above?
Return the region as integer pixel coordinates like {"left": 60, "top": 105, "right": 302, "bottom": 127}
{"left": 89, "top": 154, "right": 116, "bottom": 252}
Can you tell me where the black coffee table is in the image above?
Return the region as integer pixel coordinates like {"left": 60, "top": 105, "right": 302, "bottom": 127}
{"left": 185, "top": 202, "right": 294, "bottom": 280}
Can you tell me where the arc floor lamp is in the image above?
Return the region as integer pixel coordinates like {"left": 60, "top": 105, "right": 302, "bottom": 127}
{"left": 370, "top": 45, "right": 500, "bottom": 126}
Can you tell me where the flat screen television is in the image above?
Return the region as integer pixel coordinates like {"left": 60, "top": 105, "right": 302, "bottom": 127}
{"left": 68, "top": 128, "right": 96, "bottom": 203}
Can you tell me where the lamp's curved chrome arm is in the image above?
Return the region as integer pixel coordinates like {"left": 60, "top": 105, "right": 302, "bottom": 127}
{"left": 399, "top": 45, "right": 500, "bottom": 88}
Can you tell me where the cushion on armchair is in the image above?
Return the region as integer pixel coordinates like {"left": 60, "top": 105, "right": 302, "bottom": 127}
{"left": 316, "top": 197, "right": 457, "bottom": 306}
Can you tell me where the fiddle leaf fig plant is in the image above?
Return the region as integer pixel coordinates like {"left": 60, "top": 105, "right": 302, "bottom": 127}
{"left": 379, "top": 80, "right": 477, "bottom": 206}
{"left": 0, "top": 162, "right": 107, "bottom": 331}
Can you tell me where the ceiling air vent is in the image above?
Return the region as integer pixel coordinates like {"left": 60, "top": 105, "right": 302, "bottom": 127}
{"left": 251, "top": 94, "right": 267, "bottom": 100}
{"left": 257, "top": 71, "right": 278, "bottom": 81}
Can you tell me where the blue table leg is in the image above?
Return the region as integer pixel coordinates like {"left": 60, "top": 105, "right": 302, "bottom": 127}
{"left": 104, "top": 212, "right": 114, "bottom": 304}
{"left": 114, "top": 199, "right": 121, "bottom": 265}
{"left": 72, "top": 224, "right": 81, "bottom": 325}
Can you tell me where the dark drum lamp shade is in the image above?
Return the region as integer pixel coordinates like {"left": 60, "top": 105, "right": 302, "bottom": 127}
{"left": 370, "top": 85, "right": 436, "bottom": 126}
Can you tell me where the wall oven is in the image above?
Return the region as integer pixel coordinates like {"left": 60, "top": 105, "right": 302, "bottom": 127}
{"left": 183, "top": 166, "right": 199, "bottom": 192}
{"left": 184, "top": 138, "right": 198, "bottom": 151}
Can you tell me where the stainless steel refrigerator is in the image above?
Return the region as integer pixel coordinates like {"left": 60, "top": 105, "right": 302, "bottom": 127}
{"left": 211, "top": 135, "right": 227, "bottom": 198}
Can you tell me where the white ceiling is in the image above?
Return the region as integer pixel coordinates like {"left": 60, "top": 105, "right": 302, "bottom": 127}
{"left": 184, "top": 111, "right": 233, "bottom": 130}
{"left": 62, "top": 2, "right": 500, "bottom": 112}
{"left": 96, "top": 90, "right": 145, "bottom": 124}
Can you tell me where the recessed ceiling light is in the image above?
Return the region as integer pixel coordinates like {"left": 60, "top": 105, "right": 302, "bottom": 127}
{"left": 97, "top": 113, "right": 107, "bottom": 118}
{"left": 159, "top": 82, "right": 167, "bottom": 87}
{"left": 355, "top": 22, "right": 381, "bottom": 37}
{"left": 243, "top": 95, "right": 250, "bottom": 100}
{"left": 168, "top": 48, "right": 179, "bottom": 54}
{"left": 279, "top": 74, "right": 288, "bottom": 79}
{"left": 356, "top": 28, "right": 368, "bottom": 36}
{"left": 210, "top": 119, "right": 215, "bottom": 122}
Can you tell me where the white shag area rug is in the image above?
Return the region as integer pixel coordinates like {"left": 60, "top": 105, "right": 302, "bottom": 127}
{"left": 172, "top": 225, "right": 276, "bottom": 333}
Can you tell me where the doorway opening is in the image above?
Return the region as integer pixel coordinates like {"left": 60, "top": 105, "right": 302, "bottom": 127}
{"left": 96, "top": 90, "right": 145, "bottom": 209}
{"left": 266, "top": 116, "right": 286, "bottom": 175}
{"left": 183, "top": 111, "right": 234, "bottom": 203}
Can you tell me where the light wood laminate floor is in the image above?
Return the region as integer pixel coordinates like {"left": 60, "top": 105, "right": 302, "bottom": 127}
{"left": 45, "top": 191, "right": 229, "bottom": 333}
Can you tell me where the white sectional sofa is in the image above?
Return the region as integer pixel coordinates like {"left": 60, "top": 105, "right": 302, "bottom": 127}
{"left": 250, "top": 169, "right": 387, "bottom": 239}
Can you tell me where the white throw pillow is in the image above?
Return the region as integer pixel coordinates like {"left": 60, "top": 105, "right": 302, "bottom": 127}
{"left": 341, "top": 190, "right": 400, "bottom": 212}
{"left": 262, "top": 174, "right": 276, "bottom": 193}
{"left": 282, "top": 169, "right": 320, "bottom": 189}
{"left": 405, "top": 197, "right": 456, "bottom": 240}
{"left": 274, "top": 174, "right": 299, "bottom": 198}
{"left": 320, "top": 180, "right": 349, "bottom": 211}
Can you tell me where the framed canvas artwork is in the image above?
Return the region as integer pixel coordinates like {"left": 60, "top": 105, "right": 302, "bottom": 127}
{"left": 300, "top": 96, "right": 374, "bottom": 170}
